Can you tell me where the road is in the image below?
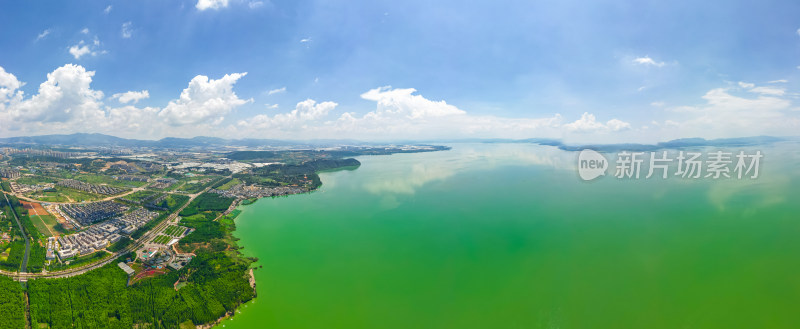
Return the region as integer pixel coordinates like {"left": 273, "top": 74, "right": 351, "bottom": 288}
{"left": 0, "top": 177, "right": 226, "bottom": 280}
{"left": 3, "top": 192, "right": 30, "bottom": 274}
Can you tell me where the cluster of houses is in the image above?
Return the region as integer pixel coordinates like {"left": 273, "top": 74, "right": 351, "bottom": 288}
{"left": 138, "top": 162, "right": 164, "bottom": 172}
{"left": 211, "top": 183, "right": 307, "bottom": 199}
{"left": 56, "top": 208, "right": 159, "bottom": 260}
{"left": 110, "top": 163, "right": 140, "bottom": 174}
{"left": 56, "top": 179, "right": 127, "bottom": 195}
{"left": 9, "top": 181, "right": 54, "bottom": 193}
{"left": 115, "top": 175, "right": 149, "bottom": 182}
{"left": 59, "top": 201, "right": 128, "bottom": 226}
{"left": 150, "top": 178, "right": 177, "bottom": 189}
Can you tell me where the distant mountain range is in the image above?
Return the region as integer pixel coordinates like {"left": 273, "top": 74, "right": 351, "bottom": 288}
{"left": 0, "top": 133, "right": 366, "bottom": 149}
{"left": 0, "top": 133, "right": 795, "bottom": 150}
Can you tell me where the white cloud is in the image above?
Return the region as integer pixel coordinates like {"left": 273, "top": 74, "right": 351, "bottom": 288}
{"left": 749, "top": 86, "right": 785, "bottom": 96}
{"left": 81, "top": 28, "right": 89, "bottom": 34}
{"left": 563, "top": 112, "right": 631, "bottom": 132}
{"left": 121, "top": 22, "right": 132, "bottom": 38}
{"left": 0, "top": 67, "right": 23, "bottom": 104}
{"left": 196, "top": 0, "right": 228, "bottom": 10}
{"left": 797, "top": 28, "right": 800, "bottom": 37}
{"left": 265, "top": 103, "right": 278, "bottom": 109}
{"left": 36, "top": 29, "right": 51, "bottom": 41}
{"left": 235, "top": 87, "right": 564, "bottom": 140}
{"left": 300, "top": 38, "right": 312, "bottom": 43}
{"left": 68, "top": 38, "right": 103, "bottom": 59}
{"left": 267, "top": 87, "right": 286, "bottom": 95}
{"left": 69, "top": 44, "right": 91, "bottom": 59}
{"left": 112, "top": 90, "right": 150, "bottom": 104}
{"left": 768, "top": 79, "right": 788, "bottom": 83}
{"left": 738, "top": 81, "right": 785, "bottom": 96}
{"left": 659, "top": 86, "right": 798, "bottom": 139}
{"left": 0, "top": 64, "right": 105, "bottom": 128}
{"left": 159, "top": 73, "right": 251, "bottom": 126}
{"left": 650, "top": 101, "right": 665, "bottom": 107}
{"left": 0, "top": 65, "right": 258, "bottom": 138}
{"left": 104, "top": 5, "right": 112, "bottom": 14}
{"left": 633, "top": 56, "right": 665, "bottom": 67}
{"left": 240, "top": 99, "right": 337, "bottom": 130}
{"left": 248, "top": 1, "right": 264, "bottom": 8}
{"left": 359, "top": 86, "right": 465, "bottom": 119}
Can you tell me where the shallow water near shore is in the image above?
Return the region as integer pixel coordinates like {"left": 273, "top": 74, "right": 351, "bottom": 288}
{"left": 219, "top": 142, "right": 800, "bottom": 329}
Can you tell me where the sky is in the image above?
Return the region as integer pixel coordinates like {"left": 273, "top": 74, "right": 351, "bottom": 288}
{"left": 1, "top": 0, "right": 799, "bottom": 143}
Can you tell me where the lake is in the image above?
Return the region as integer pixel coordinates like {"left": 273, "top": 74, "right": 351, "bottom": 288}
{"left": 218, "top": 142, "right": 800, "bottom": 329}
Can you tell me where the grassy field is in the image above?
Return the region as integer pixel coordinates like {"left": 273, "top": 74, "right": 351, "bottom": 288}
{"left": 27, "top": 187, "right": 105, "bottom": 203}
{"left": 28, "top": 215, "right": 53, "bottom": 237}
{"left": 163, "top": 225, "right": 185, "bottom": 237}
{"left": 152, "top": 235, "right": 173, "bottom": 244}
{"left": 73, "top": 173, "right": 148, "bottom": 188}
{"left": 167, "top": 175, "right": 219, "bottom": 193}
{"left": 14, "top": 176, "right": 57, "bottom": 185}
{"left": 217, "top": 178, "right": 241, "bottom": 190}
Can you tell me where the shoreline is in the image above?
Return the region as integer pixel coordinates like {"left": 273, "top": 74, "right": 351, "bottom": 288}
{"left": 198, "top": 258, "right": 257, "bottom": 329}
{"left": 203, "top": 199, "right": 258, "bottom": 329}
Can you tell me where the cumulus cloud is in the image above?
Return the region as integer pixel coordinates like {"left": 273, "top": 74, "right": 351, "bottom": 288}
{"left": 121, "top": 22, "right": 132, "bottom": 38}
{"left": 248, "top": 1, "right": 264, "bottom": 9}
{"left": 239, "top": 99, "right": 337, "bottom": 129}
{"left": 360, "top": 86, "right": 465, "bottom": 119}
{"left": 196, "top": 0, "right": 228, "bottom": 10}
{"left": 0, "top": 66, "right": 23, "bottom": 103}
{"left": 112, "top": 90, "right": 149, "bottom": 104}
{"left": 104, "top": 5, "right": 112, "bottom": 14}
{"left": 0, "top": 64, "right": 254, "bottom": 138}
{"left": 69, "top": 44, "right": 91, "bottom": 59}
{"left": 267, "top": 87, "right": 286, "bottom": 95}
{"left": 563, "top": 112, "right": 631, "bottom": 132}
{"left": 633, "top": 56, "right": 665, "bottom": 67}
{"left": 81, "top": 28, "right": 89, "bottom": 34}
{"left": 159, "top": 73, "right": 251, "bottom": 126}
{"left": 0, "top": 64, "right": 105, "bottom": 127}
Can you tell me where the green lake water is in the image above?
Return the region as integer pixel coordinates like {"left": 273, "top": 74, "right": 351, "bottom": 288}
{"left": 218, "top": 143, "right": 800, "bottom": 329}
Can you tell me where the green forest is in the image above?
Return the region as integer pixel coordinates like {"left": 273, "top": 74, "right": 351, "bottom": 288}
{"left": 26, "top": 250, "right": 253, "bottom": 329}
{"left": 0, "top": 277, "right": 26, "bottom": 329}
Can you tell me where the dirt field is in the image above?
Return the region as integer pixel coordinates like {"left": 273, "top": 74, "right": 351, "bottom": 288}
{"left": 22, "top": 201, "right": 49, "bottom": 216}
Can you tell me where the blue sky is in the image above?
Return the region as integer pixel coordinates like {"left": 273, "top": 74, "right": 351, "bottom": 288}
{"left": 1, "top": 0, "right": 799, "bottom": 142}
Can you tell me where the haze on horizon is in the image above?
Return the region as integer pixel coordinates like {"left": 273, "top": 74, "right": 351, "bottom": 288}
{"left": 1, "top": 0, "right": 799, "bottom": 144}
